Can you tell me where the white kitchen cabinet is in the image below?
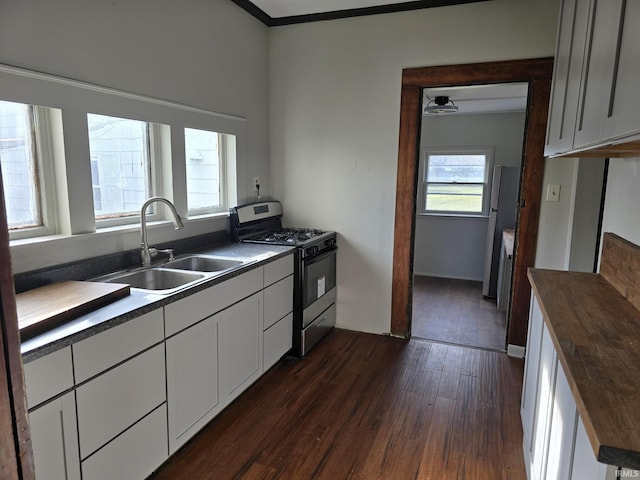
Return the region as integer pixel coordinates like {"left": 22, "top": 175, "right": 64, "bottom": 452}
{"left": 73, "top": 309, "right": 163, "bottom": 383}
{"left": 264, "top": 312, "right": 293, "bottom": 371}
{"left": 530, "top": 323, "right": 558, "bottom": 480}
{"left": 545, "top": 362, "right": 578, "bottom": 480}
{"left": 570, "top": 415, "right": 609, "bottom": 480}
{"left": 545, "top": 0, "right": 593, "bottom": 156}
{"left": 264, "top": 274, "right": 293, "bottom": 330}
{"left": 218, "top": 292, "right": 263, "bottom": 404}
{"left": 547, "top": 0, "right": 640, "bottom": 155}
{"left": 166, "top": 314, "right": 220, "bottom": 454}
{"left": 599, "top": 1, "right": 640, "bottom": 142}
{"left": 23, "top": 346, "right": 73, "bottom": 409}
{"left": 521, "top": 296, "right": 545, "bottom": 469}
{"left": 264, "top": 254, "right": 294, "bottom": 286}
{"left": 164, "top": 267, "right": 263, "bottom": 337}
{"left": 81, "top": 404, "right": 168, "bottom": 480}
{"left": 29, "top": 392, "right": 80, "bottom": 480}
{"left": 76, "top": 343, "right": 166, "bottom": 459}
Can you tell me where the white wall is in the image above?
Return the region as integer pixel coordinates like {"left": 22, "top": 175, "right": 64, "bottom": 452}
{"left": 601, "top": 157, "right": 640, "bottom": 248}
{"left": 269, "top": 0, "right": 561, "bottom": 334}
{"left": 415, "top": 112, "right": 526, "bottom": 280}
{"left": 0, "top": 0, "right": 269, "bottom": 272}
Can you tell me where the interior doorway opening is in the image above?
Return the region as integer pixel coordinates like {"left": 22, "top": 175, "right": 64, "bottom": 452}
{"left": 391, "top": 58, "right": 554, "bottom": 354}
{"left": 411, "top": 83, "right": 528, "bottom": 351}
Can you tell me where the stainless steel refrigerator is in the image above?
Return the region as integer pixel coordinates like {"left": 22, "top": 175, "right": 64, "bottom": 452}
{"left": 482, "top": 165, "right": 520, "bottom": 298}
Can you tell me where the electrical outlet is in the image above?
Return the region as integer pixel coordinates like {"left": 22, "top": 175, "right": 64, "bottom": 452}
{"left": 546, "top": 184, "right": 561, "bottom": 202}
{"left": 253, "top": 177, "right": 260, "bottom": 190}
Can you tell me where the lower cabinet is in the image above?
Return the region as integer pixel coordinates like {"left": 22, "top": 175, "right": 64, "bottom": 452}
{"left": 166, "top": 314, "right": 220, "bottom": 454}
{"left": 29, "top": 392, "right": 80, "bottom": 480}
{"left": 522, "top": 296, "right": 619, "bottom": 480}
{"left": 81, "top": 405, "right": 168, "bottom": 480}
{"left": 24, "top": 254, "right": 294, "bottom": 479}
{"left": 75, "top": 344, "right": 167, "bottom": 471}
{"left": 219, "top": 292, "right": 263, "bottom": 404}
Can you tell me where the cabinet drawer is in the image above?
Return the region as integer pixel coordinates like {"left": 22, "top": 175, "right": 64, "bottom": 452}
{"left": 81, "top": 404, "right": 168, "bottom": 480}
{"left": 24, "top": 347, "right": 73, "bottom": 409}
{"left": 165, "top": 267, "right": 263, "bottom": 337}
{"left": 73, "top": 309, "right": 164, "bottom": 383}
{"left": 264, "top": 313, "right": 292, "bottom": 370}
{"left": 76, "top": 344, "right": 165, "bottom": 459}
{"left": 264, "top": 254, "right": 294, "bottom": 287}
{"left": 263, "top": 275, "right": 293, "bottom": 330}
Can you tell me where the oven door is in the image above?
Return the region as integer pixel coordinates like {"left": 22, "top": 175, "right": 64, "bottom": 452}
{"left": 302, "top": 248, "right": 337, "bottom": 324}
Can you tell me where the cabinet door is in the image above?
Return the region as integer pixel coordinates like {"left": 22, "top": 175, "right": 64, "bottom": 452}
{"left": 522, "top": 297, "right": 545, "bottom": 461}
{"left": 545, "top": 0, "right": 593, "bottom": 156}
{"left": 81, "top": 404, "right": 167, "bottom": 480}
{"left": 601, "top": 1, "right": 640, "bottom": 141}
{"left": 545, "top": 362, "right": 578, "bottom": 480}
{"left": 570, "top": 415, "right": 609, "bottom": 480}
{"left": 76, "top": 344, "right": 166, "bottom": 459}
{"left": 264, "top": 313, "right": 293, "bottom": 371}
{"left": 166, "top": 314, "right": 219, "bottom": 454}
{"left": 264, "top": 274, "right": 293, "bottom": 330}
{"left": 219, "top": 293, "right": 263, "bottom": 404}
{"left": 29, "top": 392, "right": 80, "bottom": 480}
{"left": 23, "top": 347, "right": 73, "bottom": 409}
{"left": 574, "top": 0, "right": 620, "bottom": 148}
{"left": 531, "top": 323, "right": 558, "bottom": 480}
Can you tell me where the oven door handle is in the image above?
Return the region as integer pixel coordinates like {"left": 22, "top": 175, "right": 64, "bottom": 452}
{"left": 305, "top": 247, "right": 337, "bottom": 266}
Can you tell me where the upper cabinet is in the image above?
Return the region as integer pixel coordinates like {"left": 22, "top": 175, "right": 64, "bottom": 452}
{"left": 545, "top": 0, "right": 640, "bottom": 157}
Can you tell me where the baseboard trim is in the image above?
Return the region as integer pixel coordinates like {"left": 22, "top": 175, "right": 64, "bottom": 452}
{"left": 507, "top": 344, "right": 526, "bottom": 358}
{"left": 413, "top": 272, "right": 484, "bottom": 282}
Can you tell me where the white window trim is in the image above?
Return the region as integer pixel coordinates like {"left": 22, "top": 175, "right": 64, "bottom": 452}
{"left": 8, "top": 106, "right": 60, "bottom": 240}
{"left": 186, "top": 132, "right": 230, "bottom": 217}
{"left": 418, "top": 146, "right": 494, "bottom": 218}
{"left": 93, "top": 121, "right": 164, "bottom": 229}
{"left": 1, "top": 63, "right": 246, "bottom": 273}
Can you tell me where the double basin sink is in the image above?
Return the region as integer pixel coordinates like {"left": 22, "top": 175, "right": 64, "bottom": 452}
{"left": 98, "top": 255, "right": 244, "bottom": 295}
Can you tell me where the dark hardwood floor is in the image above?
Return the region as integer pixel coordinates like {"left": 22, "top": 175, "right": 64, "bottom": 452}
{"left": 412, "top": 276, "right": 507, "bottom": 351}
{"left": 151, "top": 329, "right": 526, "bottom": 479}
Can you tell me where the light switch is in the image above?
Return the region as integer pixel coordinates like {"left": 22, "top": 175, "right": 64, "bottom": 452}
{"left": 546, "top": 184, "right": 561, "bottom": 202}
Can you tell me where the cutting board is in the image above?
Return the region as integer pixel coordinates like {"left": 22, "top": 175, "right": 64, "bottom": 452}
{"left": 17, "top": 280, "right": 130, "bottom": 340}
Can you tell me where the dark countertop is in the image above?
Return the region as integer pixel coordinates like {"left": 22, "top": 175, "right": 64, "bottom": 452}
{"left": 21, "top": 242, "right": 294, "bottom": 363}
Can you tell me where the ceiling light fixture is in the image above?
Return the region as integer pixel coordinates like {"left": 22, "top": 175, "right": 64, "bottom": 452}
{"left": 424, "top": 96, "right": 459, "bottom": 114}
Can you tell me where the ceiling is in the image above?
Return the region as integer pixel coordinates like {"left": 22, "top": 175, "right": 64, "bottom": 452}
{"left": 423, "top": 83, "right": 529, "bottom": 116}
{"left": 229, "top": 0, "right": 488, "bottom": 26}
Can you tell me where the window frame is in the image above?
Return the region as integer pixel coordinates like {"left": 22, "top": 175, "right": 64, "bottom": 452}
{"left": 184, "top": 130, "right": 229, "bottom": 218}
{"left": 418, "top": 147, "right": 493, "bottom": 217}
{"left": 89, "top": 114, "right": 165, "bottom": 228}
{"left": 4, "top": 104, "right": 59, "bottom": 240}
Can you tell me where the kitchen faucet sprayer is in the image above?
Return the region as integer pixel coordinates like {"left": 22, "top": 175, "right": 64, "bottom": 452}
{"left": 140, "top": 197, "right": 185, "bottom": 267}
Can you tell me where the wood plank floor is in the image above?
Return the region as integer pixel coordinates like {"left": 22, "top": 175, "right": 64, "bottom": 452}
{"left": 150, "top": 329, "right": 526, "bottom": 480}
{"left": 412, "top": 275, "right": 507, "bottom": 351}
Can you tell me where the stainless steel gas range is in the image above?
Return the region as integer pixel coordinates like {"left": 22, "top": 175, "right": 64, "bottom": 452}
{"left": 230, "top": 201, "right": 337, "bottom": 357}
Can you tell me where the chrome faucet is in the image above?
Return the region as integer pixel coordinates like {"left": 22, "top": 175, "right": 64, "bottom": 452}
{"left": 140, "top": 197, "right": 185, "bottom": 267}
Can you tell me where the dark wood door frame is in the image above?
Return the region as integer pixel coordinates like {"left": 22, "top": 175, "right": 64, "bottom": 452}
{"left": 0, "top": 170, "right": 34, "bottom": 478}
{"left": 391, "top": 57, "right": 554, "bottom": 349}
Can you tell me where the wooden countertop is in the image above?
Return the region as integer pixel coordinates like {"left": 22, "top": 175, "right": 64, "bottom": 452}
{"left": 527, "top": 234, "right": 640, "bottom": 470}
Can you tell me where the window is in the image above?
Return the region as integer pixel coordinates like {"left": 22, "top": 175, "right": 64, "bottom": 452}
{"left": 185, "top": 127, "right": 220, "bottom": 213}
{"left": 420, "top": 149, "right": 492, "bottom": 215}
{"left": 0, "top": 100, "right": 57, "bottom": 238}
{"left": 184, "top": 127, "right": 230, "bottom": 216}
{"left": 87, "top": 113, "right": 155, "bottom": 222}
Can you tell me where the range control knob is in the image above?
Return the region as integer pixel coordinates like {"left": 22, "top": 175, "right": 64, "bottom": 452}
{"left": 305, "top": 246, "right": 319, "bottom": 257}
{"left": 325, "top": 238, "right": 336, "bottom": 248}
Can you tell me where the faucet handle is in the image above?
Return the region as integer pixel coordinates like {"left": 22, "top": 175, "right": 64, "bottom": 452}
{"left": 156, "top": 248, "right": 175, "bottom": 261}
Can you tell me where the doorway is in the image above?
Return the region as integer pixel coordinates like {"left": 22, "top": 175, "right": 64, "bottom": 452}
{"left": 411, "top": 83, "right": 528, "bottom": 351}
{"left": 391, "top": 58, "right": 554, "bottom": 352}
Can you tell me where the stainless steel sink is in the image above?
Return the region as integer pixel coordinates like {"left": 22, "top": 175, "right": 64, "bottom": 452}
{"left": 104, "top": 268, "right": 205, "bottom": 293}
{"left": 162, "top": 255, "right": 243, "bottom": 272}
